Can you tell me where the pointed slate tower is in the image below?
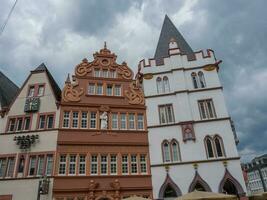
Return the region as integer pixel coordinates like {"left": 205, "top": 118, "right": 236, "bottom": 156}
{"left": 154, "top": 15, "right": 195, "bottom": 65}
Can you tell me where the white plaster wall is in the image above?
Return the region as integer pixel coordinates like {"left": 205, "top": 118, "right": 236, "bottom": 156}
{"left": 151, "top": 160, "right": 247, "bottom": 198}
{"left": 0, "top": 178, "right": 54, "bottom": 200}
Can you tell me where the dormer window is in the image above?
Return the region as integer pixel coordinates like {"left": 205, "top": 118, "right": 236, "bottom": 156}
{"left": 28, "top": 86, "right": 35, "bottom": 97}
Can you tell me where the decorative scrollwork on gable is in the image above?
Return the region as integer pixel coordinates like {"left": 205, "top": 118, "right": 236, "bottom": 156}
{"left": 62, "top": 80, "right": 84, "bottom": 102}
{"left": 75, "top": 58, "right": 93, "bottom": 77}
{"left": 125, "top": 81, "right": 145, "bottom": 105}
{"left": 117, "top": 62, "right": 133, "bottom": 80}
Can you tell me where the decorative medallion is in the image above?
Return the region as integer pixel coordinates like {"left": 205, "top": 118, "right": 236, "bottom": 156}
{"left": 143, "top": 73, "right": 153, "bottom": 80}
{"left": 62, "top": 79, "right": 84, "bottom": 102}
{"left": 125, "top": 81, "right": 145, "bottom": 105}
{"left": 203, "top": 64, "right": 216, "bottom": 71}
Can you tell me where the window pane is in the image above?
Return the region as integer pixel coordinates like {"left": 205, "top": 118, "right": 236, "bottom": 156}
{"left": 207, "top": 100, "right": 216, "bottom": 118}
{"left": 0, "top": 158, "right": 7, "bottom": 177}
{"left": 199, "top": 101, "right": 207, "bottom": 119}
{"left": 192, "top": 74, "right": 198, "bottom": 89}
{"left": 112, "top": 113, "right": 118, "bottom": 129}
{"left": 81, "top": 112, "right": 87, "bottom": 128}
{"left": 110, "top": 155, "right": 117, "bottom": 174}
{"left": 166, "top": 105, "right": 174, "bottom": 123}
{"left": 8, "top": 118, "right": 16, "bottom": 132}
{"left": 129, "top": 114, "right": 135, "bottom": 129}
{"left": 88, "top": 84, "right": 95, "bottom": 95}
{"left": 24, "top": 117, "right": 31, "bottom": 130}
{"left": 94, "top": 69, "right": 100, "bottom": 77}
{"left": 46, "top": 155, "right": 53, "bottom": 175}
{"left": 122, "top": 155, "right": 128, "bottom": 174}
{"left": 120, "top": 113, "right": 126, "bottom": 129}
{"left": 39, "top": 115, "right": 46, "bottom": 129}
{"left": 206, "top": 139, "right": 214, "bottom": 158}
{"left": 59, "top": 155, "right": 66, "bottom": 175}
{"left": 163, "top": 143, "right": 170, "bottom": 162}
{"left": 140, "top": 155, "right": 147, "bottom": 173}
{"left": 16, "top": 118, "right": 23, "bottom": 131}
{"left": 114, "top": 85, "right": 121, "bottom": 96}
{"left": 37, "top": 156, "right": 44, "bottom": 176}
{"left": 163, "top": 77, "right": 170, "bottom": 93}
{"left": 37, "top": 85, "right": 44, "bottom": 96}
{"left": 28, "top": 86, "right": 35, "bottom": 97}
{"left": 47, "top": 115, "right": 54, "bottom": 129}
{"left": 69, "top": 155, "right": 76, "bottom": 175}
{"left": 6, "top": 158, "right": 15, "bottom": 177}
{"left": 109, "top": 70, "right": 116, "bottom": 78}
{"left": 159, "top": 107, "right": 166, "bottom": 124}
{"left": 72, "top": 112, "right": 79, "bottom": 128}
{"left": 137, "top": 114, "right": 144, "bottom": 130}
{"left": 172, "top": 142, "right": 179, "bottom": 161}
{"left": 215, "top": 138, "right": 223, "bottom": 157}
{"left": 63, "top": 111, "right": 70, "bottom": 128}
{"left": 198, "top": 72, "right": 206, "bottom": 88}
{"left": 91, "top": 155, "right": 98, "bottom": 175}
{"left": 79, "top": 155, "right": 86, "bottom": 175}
{"left": 96, "top": 84, "right": 103, "bottom": 95}
{"left": 28, "top": 156, "right": 37, "bottom": 176}
{"left": 107, "top": 85, "right": 113, "bottom": 96}
{"left": 131, "top": 155, "right": 137, "bottom": 174}
{"left": 102, "top": 70, "right": 108, "bottom": 78}
{"left": 90, "top": 112, "right": 96, "bottom": 128}
{"left": 101, "top": 155, "right": 107, "bottom": 174}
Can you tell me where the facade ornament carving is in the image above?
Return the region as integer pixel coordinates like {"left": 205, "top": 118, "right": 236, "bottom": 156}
{"left": 181, "top": 122, "right": 196, "bottom": 142}
{"left": 99, "top": 105, "right": 110, "bottom": 112}
{"left": 88, "top": 180, "right": 99, "bottom": 200}
{"left": 75, "top": 58, "right": 93, "bottom": 77}
{"left": 117, "top": 62, "right": 133, "bottom": 80}
{"left": 14, "top": 134, "right": 39, "bottom": 150}
{"left": 62, "top": 78, "right": 84, "bottom": 102}
{"left": 125, "top": 81, "right": 145, "bottom": 105}
{"left": 111, "top": 179, "right": 121, "bottom": 200}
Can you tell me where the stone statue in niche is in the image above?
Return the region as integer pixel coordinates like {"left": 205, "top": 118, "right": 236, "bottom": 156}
{"left": 100, "top": 111, "right": 108, "bottom": 129}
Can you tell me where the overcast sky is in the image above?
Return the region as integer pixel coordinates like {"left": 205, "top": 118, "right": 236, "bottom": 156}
{"left": 1, "top": 0, "right": 266, "bottom": 162}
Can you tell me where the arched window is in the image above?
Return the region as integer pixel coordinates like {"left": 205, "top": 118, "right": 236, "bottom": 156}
{"left": 164, "top": 185, "right": 177, "bottom": 198}
{"left": 205, "top": 137, "right": 214, "bottom": 158}
{"left": 156, "top": 77, "right": 163, "bottom": 94}
{"left": 191, "top": 72, "right": 198, "bottom": 89}
{"left": 171, "top": 140, "right": 180, "bottom": 162}
{"left": 162, "top": 141, "right": 171, "bottom": 162}
{"left": 163, "top": 76, "right": 170, "bottom": 93}
{"left": 214, "top": 136, "right": 225, "bottom": 157}
{"left": 194, "top": 182, "right": 206, "bottom": 191}
{"left": 198, "top": 71, "right": 206, "bottom": 88}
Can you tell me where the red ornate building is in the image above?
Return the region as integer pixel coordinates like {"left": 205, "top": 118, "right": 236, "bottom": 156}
{"left": 53, "top": 44, "right": 152, "bottom": 200}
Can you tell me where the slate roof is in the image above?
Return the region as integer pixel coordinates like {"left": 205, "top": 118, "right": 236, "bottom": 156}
{"left": 154, "top": 15, "right": 195, "bottom": 65}
{"left": 32, "top": 63, "right": 61, "bottom": 101}
{"left": 0, "top": 71, "right": 19, "bottom": 108}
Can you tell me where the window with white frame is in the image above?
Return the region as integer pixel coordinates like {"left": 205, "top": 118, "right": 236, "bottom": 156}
{"left": 205, "top": 137, "right": 215, "bottom": 158}
{"left": 8, "top": 118, "right": 16, "bottom": 132}
{"left": 156, "top": 77, "right": 163, "bottom": 94}
{"left": 163, "top": 76, "right": 170, "bottom": 93}
{"left": 102, "top": 70, "right": 108, "bottom": 78}
{"left": 79, "top": 155, "right": 86, "bottom": 175}
{"left": 69, "top": 155, "right": 76, "bottom": 175}
{"left": 120, "top": 113, "right": 126, "bottom": 129}
{"left": 198, "top": 99, "right": 216, "bottom": 119}
{"left": 94, "top": 69, "right": 101, "bottom": 77}
{"left": 109, "top": 70, "right": 116, "bottom": 78}
{"left": 112, "top": 113, "right": 118, "bottom": 129}
{"left": 114, "top": 85, "right": 121, "bottom": 96}
{"left": 46, "top": 155, "right": 53, "bottom": 176}
{"left": 37, "top": 156, "right": 45, "bottom": 176}
{"left": 72, "top": 112, "right": 79, "bottom": 128}
{"left": 131, "top": 155, "right": 138, "bottom": 174}
{"left": 101, "top": 155, "right": 108, "bottom": 175}
{"left": 88, "top": 83, "right": 95, "bottom": 95}
{"left": 107, "top": 85, "right": 113, "bottom": 96}
{"left": 28, "top": 156, "right": 37, "bottom": 176}
{"left": 16, "top": 118, "right": 23, "bottom": 131}
{"left": 171, "top": 141, "right": 180, "bottom": 162}
{"left": 81, "top": 112, "right": 88, "bottom": 128}
{"left": 90, "top": 112, "right": 97, "bottom": 129}
{"left": 37, "top": 85, "right": 45, "bottom": 96}
{"left": 28, "top": 86, "right": 35, "bottom": 97}
{"left": 47, "top": 115, "right": 54, "bottom": 129}
{"left": 24, "top": 117, "right": 31, "bottom": 130}
{"left": 91, "top": 155, "right": 98, "bottom": 175}
{"left": 129, "top": 113, "right": 135, "bottom": 129}
{"left": 137, "top": 114, "right": 144, "bottom": 130}
{"left": 38, "top": 115, "right": 46, "bottom": 129}
{"left": 110, "top": 155, "right": 117, "bottom": 175}
{"left": 96, "top": 84, "right": 103, "bottom": 95}
{"left": 59, "top": 155, "right": 67, "bottom": 175}
{"left": 6, "top": 158, "right": 15, "bottom": 177}
{"left": 122, "top": 155, "right": 128, "bottom": 174}
{"left": 163, "top": 142, "right": 171, "bottom": 162}
{"left": 159, "top": 104, "right": 175, "bottom": 124}
{"left": 63, "top": 111, "right": 70, "bottom": 128}
{"left": 0, "top": 158, "right": 7, "bottom": 177}
{"left": 140, "top": 155, "right": 147, "bottom": 174}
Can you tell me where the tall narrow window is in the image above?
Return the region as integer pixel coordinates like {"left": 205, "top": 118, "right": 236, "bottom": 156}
{"left": 107, "top": 85, "right": 113, "bottom": 96}
{"left": 91, "top": 155, "right": 98, "bottom": 175}
{"left": 205, "top": 137, "right": 214, "bottom": 158}
{"left": 191, "top": 72, "right": 198, "bottom": 89}
{"left": 101, "top": 155, "right": 108, "bottom": 175}
{"left": 137, "top": 114, "right": 144, "bottom": 130}
{"left": 37, "top": 85, "right": 45, "bottom": 96}
{"left": 198, "top": 100, "right": 216, "bottom": 119}
{"left": 24, "top": 117, "right": 31, "bottom": 130}
{"left": 6, "top": 158, "right": 15, "bottom": 177}
{"left": 28, "top": 86, "right": 35, "bottom": 97}
{"left": 109, "top": 70, "right": 116, "bottom": 78}
{"left": 38, "top": 115, "right": 46, "bottom": 129}
{"left": 112, "top": 113, "right": 118, "bottom": 129}
{"left": 102, "top": 70, "right": 108, "bottom": 78}
{"left": 90, "top": 112, "right": 97, "bottom": 129}
{"left": 47, "top": 115, "right": 54, "bottom": 129}
{"left": 94, "top": 69, "right": 101, "bottom": 77}
{"left": 159, "top": 104, "right": 175, "bottom": 124}
{"left": 63, "top": 111, "right": 70, "bottom": 128}
{"left": 163, "top": 142, "right": 171, "bottom": 162}
{"left": 140, "top": 155, "right": 147, "bottom": 174}
{"left": 129, "top": 113, "right": 135, "bottom": 129}
{"left": 114, "top": 85, "right": 121, "bottom": 96}
{"left": 131, "top": 155, "right": 138, "bottom": 174}
{"left": 88, "top": 83, "right": 95, "bottom": 95}
{"left": 171, "top": 141, "right": 180, "bottom": 162}
{"left": 28, "top": 156, "right": 37, "bottom": 176}
{"left": 69, "top": 155, "right": 76, "bottom": 175}
{"left": 59, "top": 155, "right": 66, "bottom": 175}
{"left": 110, "top": 155, "right": 117, "bottom": 175}
{"left": 8, "top": 118, "right": 16, "bottom": 132}
{"left": 156, "top": 77, "right": 163, "bottom": 93}
{"left": 37, "top": 156, "right": 45, "bottom": 176}
{"left": 122, "top": 155, "right": 128, "bottom": 174}
{"left": 0, "top": 158, "right": 7, "bottom": 177}
{"left": 120, "top": 113, "right": 126, "bottom": 129}
{"left": 163, "top": 76, "right": 170, "bottom": 93}
{"left": 16, "top": 118, "right": 23, "bottom": 131}
{"left": 96, "top": 84, "right": 103, "bottom": 95}
{"left": 72, "top": 112, "right": 79, "bottom": 128}
{"left": 79, "top": 155, "right": 86, "bottom": 175}
{"left": 46, "top": 155, "right": 53, "bottom": 176}
{"left": 214, "top": 136, "right": 224, "bottom": 157}
{"left": 198, "top": 71, "right": 206, "bottom": 88}
{"left": 81, "top": 112, "right": 88, "bottom": 128}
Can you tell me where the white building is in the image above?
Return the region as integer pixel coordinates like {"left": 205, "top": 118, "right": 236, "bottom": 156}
{"left": 0, "top": 64, "right": 61, "bottom": 200}
{"left": 139, "top": 15, "right": 247, "bottom": 200}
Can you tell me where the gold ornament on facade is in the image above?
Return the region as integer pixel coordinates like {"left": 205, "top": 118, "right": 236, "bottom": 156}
{"left": 125, "top": 81, "right": 145, "bottom": 105}
{"left": 143, "top": 73, "right": 153, "bottom": 80}
{"left": 75, "top": 58, "right": 93, "bottom": 77}
{"left": 203, "top": 64, "right": 216, "bottom": 71}
{"left": 62, "top": 80, "right": 84, "bottom": 102}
